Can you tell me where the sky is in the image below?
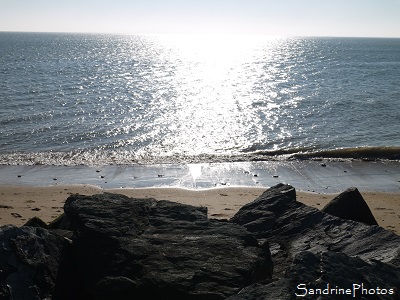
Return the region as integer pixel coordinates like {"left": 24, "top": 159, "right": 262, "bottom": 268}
{"left": 1, "top": 0, "right": 400, "bottom": 37}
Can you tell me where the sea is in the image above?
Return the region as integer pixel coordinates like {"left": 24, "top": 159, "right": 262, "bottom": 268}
{"left": 1, "top": 32, "right": 400, "bottom": 166}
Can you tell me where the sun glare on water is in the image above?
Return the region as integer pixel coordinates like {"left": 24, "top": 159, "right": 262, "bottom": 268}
{"left": 145, "top": 34, "right": 288, "bottom": 158}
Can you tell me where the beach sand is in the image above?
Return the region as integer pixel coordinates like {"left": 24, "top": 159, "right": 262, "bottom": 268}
{"left": 0, "top": 185, "right": 399, "bottom": 235}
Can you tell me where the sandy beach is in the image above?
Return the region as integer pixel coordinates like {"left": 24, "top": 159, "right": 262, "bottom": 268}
{"left": 1, "top": 184, "right": 399, "bottom": 235}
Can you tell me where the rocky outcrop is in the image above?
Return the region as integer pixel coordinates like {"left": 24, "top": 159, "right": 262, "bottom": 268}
{"left": 229, "top": 251, "right": 400, "bottom": 299}
{"left": 230, "top": 183, "right": 400, "bottom": 299}
{"left": 63, "top": 193, "right": 272, "bottom": 299}
{"left": 322, "top": 187, "right": 378, "bottom": 225}
{"left": 231, "top": 184, "right": 400, "bottom": 270}
{"left": 1, "top": 184, "right": 400, "bottom": 299}
{"left": 0, "top": 225, "right": 73, "bottom": 300}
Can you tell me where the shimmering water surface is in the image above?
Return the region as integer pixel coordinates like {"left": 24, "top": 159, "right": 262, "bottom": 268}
{"left": 1, "top": 32, "right": 399, "bottom": 165}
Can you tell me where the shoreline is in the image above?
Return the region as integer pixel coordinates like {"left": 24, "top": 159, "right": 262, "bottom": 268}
{"left": 1, "top": 160, "right": 400, "bottom": 193}
{"left": 1, "top": 160, "right": 399, "bottom": 234}
{"left": 1, "top": 184, "right": 399, "bottom": 235}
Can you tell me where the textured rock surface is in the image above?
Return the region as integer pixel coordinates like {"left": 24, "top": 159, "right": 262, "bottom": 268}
{"left": 322, "top": 187, "right": 378, "bottom": 225}
{"left": 63, "top": 193, "right": 272, "bottom": 299}
{"left": 2, "top": 185, "right": 400, "bottom": 299}
{"left": 231, "top": 183, "right": 400, "bottom": 272}
{"left": 230, "top": 184, "right": 400, "bottom": 299}
{"left": 229, "top": 251, "right": 400, "bottom": 299}
{"left": 0, "top": 225, "right": 71, "bottom": 300}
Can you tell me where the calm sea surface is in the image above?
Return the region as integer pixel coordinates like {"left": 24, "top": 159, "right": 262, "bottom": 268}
{"left": 1, "top": 32, "right": 399, "bottom": 165}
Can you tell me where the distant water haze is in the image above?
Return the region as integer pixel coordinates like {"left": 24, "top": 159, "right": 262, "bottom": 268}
{"left": 0, "top": 33, "right": 399, "bottom": 165}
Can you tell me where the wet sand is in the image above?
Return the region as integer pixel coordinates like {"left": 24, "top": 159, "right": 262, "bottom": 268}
{"left": 1, "top": 185, "right": 399, "bottom": 235}
{"left": 1, "top": 160, "right": 399, "bottom": 233}
{"left": 1, "top": 160, "right": 400, "bottom": 193}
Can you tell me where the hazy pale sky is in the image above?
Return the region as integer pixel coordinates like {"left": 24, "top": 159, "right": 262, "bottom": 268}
{"left": 1, "top": 0, "right": 400, "bottom": 37}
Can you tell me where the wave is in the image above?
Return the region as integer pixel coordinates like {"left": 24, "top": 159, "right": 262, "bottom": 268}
{"left": 242, "top": 146, "right": 400, "bottom": 161}
{"left": 289, "top": 146, "right": 400, "bottom": 161}
{"left": 0, "top": 146, "right": 399, "bottom": 166}
{"left": 0, "top": 150, "right": 256, "bottom": 166}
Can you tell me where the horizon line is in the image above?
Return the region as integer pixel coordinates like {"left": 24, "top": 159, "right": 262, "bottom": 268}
{"left": 1, "top": 30, "right": 400, "bottom": 40}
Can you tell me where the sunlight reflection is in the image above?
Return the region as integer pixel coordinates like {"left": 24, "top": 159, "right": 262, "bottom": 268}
{"left": 141, "top": 34, "right": 298, "bottom": 158}
{"left": 188, "top": 163, "right": 202, "bottom": 181}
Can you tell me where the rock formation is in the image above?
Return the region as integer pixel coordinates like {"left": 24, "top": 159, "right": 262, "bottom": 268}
{"left": 231, "top": 184, "right": 399, "bottom": 268}
{"left": 1, "top": 184, "right": 399, "bottom": 299}
{"left": 0, "top": 225, "right": 73, "bottom": 299}
{"left": 229, "top": 251, "right": 400, "bottom": 299}
{"left": 322, "top": 187, "right": 378, "bottom": 225}
{"left": 62, "top": 193, "right": 272, "bottom": 299}
{"left": 230, "top": 183, "right": 400, "bottom": 299}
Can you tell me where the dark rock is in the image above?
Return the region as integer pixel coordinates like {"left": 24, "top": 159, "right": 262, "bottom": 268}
{"left": 63, "top": 193, "right": 272, "bottom": 299}
{"left": 48, "top": 213, "right": 72, "bottom": 230}
{"left": 229, "top": 251, "right": 400, "bottom": 299}
{"left": 4, "top": 185, "right": 399, "bottom": 299}
{"left": 231, "top": 183, "right": 297, "bottom": 238}
{"left": 229, "top": 183, "right": 400, "bottom": 299}
{"left": 23, "top": 216, "right": 48, "bottom": 228}
{"left": 231, "top": 183, "right": 400, "bottom": 277}
{"left": 229, "top": 279, "right": 292, "bottom": 300}
{"left": 94, "top": 276, "right": 139, "bottom": 300}
{"left": 0, "top": 225, "right": 71, "bottom": 300}
{"left": 49, "top": 228, "right": 74, "bottom": 240}
{"left": 322, "top": 187, "right": 378, "bottom": 225}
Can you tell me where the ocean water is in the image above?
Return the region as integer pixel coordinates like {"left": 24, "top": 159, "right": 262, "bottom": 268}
{"left": 1, "top": 32, "right": 399, "bottom": 166}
